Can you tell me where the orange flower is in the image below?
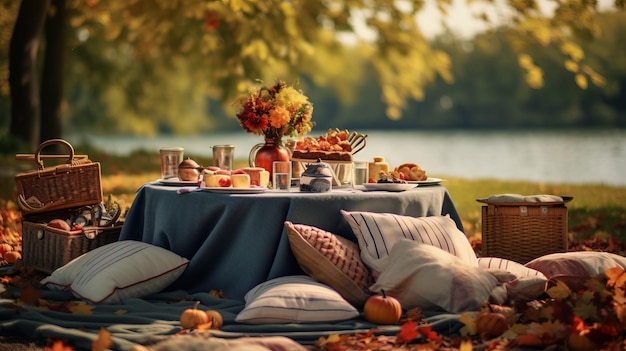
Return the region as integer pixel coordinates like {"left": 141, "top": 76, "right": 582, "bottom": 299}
{"left": 235, "top": 80, "right": 314, "bottom": 142}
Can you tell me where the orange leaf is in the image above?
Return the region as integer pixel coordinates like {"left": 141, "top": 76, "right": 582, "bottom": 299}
{"left": 418, "top": 325, "right": 441, "bottom": 342}
{"left": 515, "top": 333, "right": 543, "bottom": 346}
{"left": 605, "top": 266, "right": 626, "bottom": 288}
{"left": 396, "top": 319, "right": 419, "bottom": 343}
{"left": 92, "top": 328, "right": 113, "bottom": 351}
{"left": 44, "top": 340, "right": 74, "bottom": 351}
{"left": 68, "top": 302, "right": 94, "bottom": 315}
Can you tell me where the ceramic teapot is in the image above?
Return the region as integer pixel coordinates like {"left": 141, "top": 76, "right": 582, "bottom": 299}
{"left": 299, "top": 159, "right": 334, "bottom": 193}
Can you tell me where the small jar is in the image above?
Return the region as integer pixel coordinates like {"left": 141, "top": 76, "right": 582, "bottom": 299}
{"left": 368, "top": 156, "right": 389, "bottom": 181}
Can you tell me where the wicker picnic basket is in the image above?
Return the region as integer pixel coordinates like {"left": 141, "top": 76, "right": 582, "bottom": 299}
{"left": 22, "top": 205, "right": 123, "bottom": 274}
{"left": 15, "top": 139, "right": 103, "bottom": 214}
{"left": 478, "top": 196, "right": 572, "bottom": 264}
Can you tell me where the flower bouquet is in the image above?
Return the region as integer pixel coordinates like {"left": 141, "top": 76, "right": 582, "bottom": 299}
{"left": 235, "top": 80, "right": 314, "bottom": 143}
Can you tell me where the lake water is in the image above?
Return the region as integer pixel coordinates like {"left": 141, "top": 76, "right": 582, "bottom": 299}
{"left": 66, "top": 129, "right": 626, "bottom": 187}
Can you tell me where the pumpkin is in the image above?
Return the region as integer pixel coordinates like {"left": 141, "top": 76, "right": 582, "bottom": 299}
{"left": 204, "top": 310, "right": 223, "bottom": 329}
{"left": 0, "top": 243, "right": 13, "bottom": 256}
{"left": 475, "top": 311, "right": 508, "bottom": 339}
{"left": 180, "top": 301, "right": 209, "bottom": 329}
{"left": 4, "top": 251, "right": 21, "bottom": 264}
{"left": 363, "top": 290, "right": 402, "bottom": 325}
{"left": 567, "top": 331, "right": 598, "bottom": 351}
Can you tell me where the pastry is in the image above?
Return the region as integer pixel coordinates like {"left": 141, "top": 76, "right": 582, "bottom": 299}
{"left": 240, "top": 167, "right": 270, "bottom": 187}
{"left": 231, "top": 173, "right": 251, "bottom": 188}
{"left": 291, "top": 149, "right": 353, "bottom": 161}
{"left": 204, "top": 174, "right": 231, "bottom": 187}
{"left": 394, "top": 163, "right": 427, "bottom": 181}
{"left": 292, "top": 129, "right": 354, "bottom": 161}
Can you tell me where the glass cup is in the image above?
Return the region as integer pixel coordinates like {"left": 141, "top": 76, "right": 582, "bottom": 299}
{"left": 160, "top": 147, "right": 184, "bottom": 179}
{"left": 272, "top": 161, "right": 292, "bottom": 191}
{"left": 212, "top": 144, "right": 235, "bottom": 170}
{"left": 352, "top": 160, "right": 369, "bottom": 186}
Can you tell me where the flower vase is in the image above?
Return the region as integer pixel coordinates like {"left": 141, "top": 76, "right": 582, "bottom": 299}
{"left": 248, "top": 138, "right": 290, "bottom": 178}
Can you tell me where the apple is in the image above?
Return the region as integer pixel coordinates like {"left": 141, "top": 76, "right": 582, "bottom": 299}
{"left": 48, "top": 219, "right": 71, "bottom": 231}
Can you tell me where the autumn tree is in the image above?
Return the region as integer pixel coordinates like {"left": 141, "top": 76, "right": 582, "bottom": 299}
{"left": 3, "top": 0, "right": 623, "bottom": 149}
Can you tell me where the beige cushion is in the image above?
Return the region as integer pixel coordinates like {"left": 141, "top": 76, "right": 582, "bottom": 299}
{"left": 371, "top": 239, "right": 498, "bottom": 313}
{"left": 285, "top": 221, "right": 371, "bottom": 307}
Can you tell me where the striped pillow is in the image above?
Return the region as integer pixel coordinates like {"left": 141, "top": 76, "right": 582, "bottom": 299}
{"left": 341, "top": 211, "right": 477, "bottom": 275}
{"left": 41, "top": 240, "right": 189, "bottom": 304}
{"left": 235, "top": 275, "right": 359, "bottom": 324}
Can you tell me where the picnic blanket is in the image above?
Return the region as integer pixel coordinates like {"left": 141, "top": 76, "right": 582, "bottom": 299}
{"left": 0, "top": 284, "right": 463, "bottom": 350}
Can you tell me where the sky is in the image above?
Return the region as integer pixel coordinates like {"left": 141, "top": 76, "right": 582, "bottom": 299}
{"left": 414, "top": 0, "right": 616, "bottom": 38}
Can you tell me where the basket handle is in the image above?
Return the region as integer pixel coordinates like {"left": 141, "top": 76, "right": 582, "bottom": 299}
{"left": 17, "top": 193, "right": 55, "bottom": 212}
{"left": 34, "top": 139, "right": 75, "bottom": 170}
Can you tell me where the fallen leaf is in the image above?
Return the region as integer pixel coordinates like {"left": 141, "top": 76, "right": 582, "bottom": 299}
{"left": 606, "top": 266, "right": 626, "bottom": 288}
{"left": 19, "top": 284, "right": 42, "bottom": 305}
{"left": 44, "top": 340, "right": 74, "bottom": 351}
{"left": 92, "top": 328, "right": 113, "bottom": 351}
{"left": 69, "top": 302, "right": 95, "bottom": 315}
{"left": 547, "top": 280, "right": 572, "bottom": 300}
{"left": 396, "top": 319, "right": 419, "bottom": 343}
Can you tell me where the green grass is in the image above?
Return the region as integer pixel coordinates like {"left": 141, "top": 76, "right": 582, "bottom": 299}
{"left": 3, "top": 150, "right": 625, "bottom": 243}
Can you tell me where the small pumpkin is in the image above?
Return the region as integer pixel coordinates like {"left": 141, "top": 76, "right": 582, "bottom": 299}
{"left": 567, "top": 331, "right": 598, "bottom": 351}
{"left": 4, "top": 251, "right": 21, "bottom": 264}
{"left": 180, "top": 301, "right": 209, "bottom": 329}
{"left": 363, "top": 290, "right": 402, "bottom": 325}
{"left": 204, "top": 310, "right": 223, "bottom": 329}
{"left": 475, "top": 311, "right": 508, "bottom": 339}
{"left": 0, "top": 243, "right": 13, "bottom": 256}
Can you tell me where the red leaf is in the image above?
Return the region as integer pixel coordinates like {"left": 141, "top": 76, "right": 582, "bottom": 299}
{"left": 19, "top": 285, "right": 42, "bottom": 305}
{"left": 396, "top": 319, "right": 419, "bottom": 343}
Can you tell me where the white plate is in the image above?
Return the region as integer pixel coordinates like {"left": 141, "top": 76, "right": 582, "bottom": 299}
{"left": 201, "top": 186, "right": 267, "bottom": 194}
{"left": 157, "top": 178, "right": 199, "bottom": 186}
{"left": 407, "top": 177, "right": 445, "bottom": 185}
{"left": 362, "top": 183, "right": 417, "bottom": 192}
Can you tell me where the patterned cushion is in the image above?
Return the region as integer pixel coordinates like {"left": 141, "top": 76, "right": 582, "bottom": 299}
{"left": 341, "top": 210, "right": 477, "bottom": 275}
{"left": 235, "top": 275, "right": 359, "bottom": 324}
{"left": 285, "top": 221, "right": 371, "bottom": 307}
{"left": 371, "top": 239, "right": 498, "bottom": 313}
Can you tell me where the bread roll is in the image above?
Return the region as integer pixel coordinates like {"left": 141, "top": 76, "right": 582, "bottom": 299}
{"left": 394, "top": 163, "right": 427, "bottom": 181}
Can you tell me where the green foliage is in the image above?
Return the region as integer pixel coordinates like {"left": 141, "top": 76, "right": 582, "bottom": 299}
{"left": 1, "top": 0, "right": 624, "bottom": 135}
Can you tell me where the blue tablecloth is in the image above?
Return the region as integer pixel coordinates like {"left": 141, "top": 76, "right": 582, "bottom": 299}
{"left": 119, "top": 183, "right": 463, "bottom": 301}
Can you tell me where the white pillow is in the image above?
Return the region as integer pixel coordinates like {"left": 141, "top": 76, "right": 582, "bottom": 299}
{"left": 235, "top": 275, "right": 359, "bottom": 324}
{"left": 525, "top": 251, "right": 626, "bottom": 290}
{"left": 371, "top": 239, "right": 498, "bottom": 313}
{"left": 41, "top": 240, "right": 189, "bottom": 304}
{"left": 478, "top": 257, "right": 548, "bottom": 301}
{"left": 341, "top": 210, "right": 477, "bottom": 275}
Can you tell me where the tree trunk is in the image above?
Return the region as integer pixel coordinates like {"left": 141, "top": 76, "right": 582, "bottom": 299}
{"left": 40, "top": 0, "right": 66, "bottom": 143}
{"left": 8, "top": 0, "right": 51, "bottom": 151}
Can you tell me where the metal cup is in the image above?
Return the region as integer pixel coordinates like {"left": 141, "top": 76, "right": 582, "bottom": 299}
{"left": 212, "top": 144, "right": 235, "bottom": 170}
{"left": 160, "top": 147, "right": 184, "bottom": 179}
